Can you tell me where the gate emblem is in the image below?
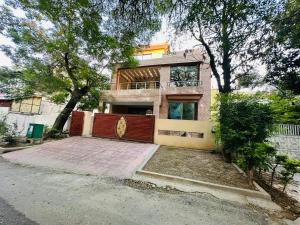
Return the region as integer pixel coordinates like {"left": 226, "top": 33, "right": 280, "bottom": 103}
{"left": 116, "top": 116, "right": 127, "bottom": 138}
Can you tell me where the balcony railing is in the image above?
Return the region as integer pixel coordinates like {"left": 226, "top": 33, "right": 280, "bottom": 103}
{"left": 116, "top": 81, "right": 160, "bottom": 90}
{"left": 167, "top": 80, "right": 202, "bottom": 87}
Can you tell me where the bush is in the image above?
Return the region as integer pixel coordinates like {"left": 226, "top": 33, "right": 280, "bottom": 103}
{"left": 214, "top": 93, "right": 275, "bottom": 184}
{"left": 215, "top": 94, "right": 274, "bottom": 156}
{"left": 0, "top": 117, "right": 20, "bottom": 146}
{"left": 280, "top": 159, "right": 300, "bottom": 192}
{"left": 44, "top": 128, "right": 66, "bottom": 139}
{"left": 0, "top": 118, "right": 8, "bottom": 137}
{"left": 270, "top": 154, "right": 288, "bottom": 187}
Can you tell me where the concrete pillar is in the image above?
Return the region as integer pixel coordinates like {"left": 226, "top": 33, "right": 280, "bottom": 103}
{"left": 159, "top": 66, "right": 170, "bottom": 119}
{"left": 82, "top": 111, "right": 93, "bottom": 137}
{"left": 198, "top": 63, "right": 211, "bottom": 120}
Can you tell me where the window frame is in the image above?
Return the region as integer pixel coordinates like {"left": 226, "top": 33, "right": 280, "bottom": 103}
{"left": 168, "top": 101, "right": 198, "bottom": 120}
{"left": 170, "top": 64, "right": 200, "bottom": 87}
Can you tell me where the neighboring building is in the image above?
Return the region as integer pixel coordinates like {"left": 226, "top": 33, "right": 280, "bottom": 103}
{"left": 0, "top": 94, "right": 12, "bottom": 115}
{"left": 100, "top": 43, "right": 215, "bottom": 149}
{"left": 0, "top": 96, "right": 69, "bottom": 136}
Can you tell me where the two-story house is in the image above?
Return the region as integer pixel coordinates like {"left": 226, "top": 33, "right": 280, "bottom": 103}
{"left": 99, "top": 43, "right": 215, "bottom": 150}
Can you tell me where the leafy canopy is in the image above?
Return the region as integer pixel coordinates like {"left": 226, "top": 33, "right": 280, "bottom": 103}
{"left": 162, "top": 0, "right": 279, "bottom": 93}
{"left": 0, "top": 0, "right": 161, "bottom": 103}
{"left": 263, "top": 0, "right": 300, "bottom": 94}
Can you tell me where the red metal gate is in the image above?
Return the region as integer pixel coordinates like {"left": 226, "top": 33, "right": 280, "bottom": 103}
{"left": 69, "top": 111, "right": 84, "bottom": 136}
{"left": 92, "top": 113, "right": 155, "bottom": 143}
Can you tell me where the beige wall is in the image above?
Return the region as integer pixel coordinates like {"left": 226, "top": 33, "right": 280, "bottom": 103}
{"left": 154, "top": 119, "right": 216, "bottom": 150}
{"left": 82, "top": 111, "right": 93, "bottom": 137}
{"left": 198, "top": 63, "right": 211, "bottom": 120}
{"left": 158, "top": 66, "right": 170, "bottom": 118}
{"left": 158, "top": 63, "right": 211, "bottom": 120}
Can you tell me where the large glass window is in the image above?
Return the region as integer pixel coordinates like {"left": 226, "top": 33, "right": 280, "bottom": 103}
{"left": 168, "top": 102, "right": 197, "bottom": 120}
{"left": 170, "top": 65, "right": 199, "bottom": 87}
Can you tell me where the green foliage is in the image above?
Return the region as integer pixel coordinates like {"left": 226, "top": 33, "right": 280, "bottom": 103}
{"left": 270, "top": 154, "right": 289, "bottom": 186}
{"left": 214, "top": 93, "right": 275, "bottom": 183}
{"left": 0, "top": 0, "right": 160, "bottom": 131}
{"left": 163, "top": 0, "right": 279, "bottom": 93}
{"left": 252, "top": 143, "right": 277, "bottom": 172}
{"left": 44, "top": 128, "right": 66, "bottom": 139}
{"left": 77, "top": 88, "right": 102, "bottom": 111}
{"left": 216, "top": 93, "right": 274, "bottom": 156}
{"left": 268, "top": 92, "right": 300, "bottom": 125}
{"left": 280, "top": 159, "right": 300, "bottom": 192}
{"left": 0, "top": 117, "right": 20, "bottom": 146}
{"left": 263, "top": 0, "right": 300, "bottom": 94}
{"left": 0, "top": 118, "right": 8, "bottom": 137}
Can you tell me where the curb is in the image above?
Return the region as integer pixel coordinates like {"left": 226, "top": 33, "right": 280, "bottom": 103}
{"left": 232, "top": 163, "right": 270, "bottom": 197}
{"left": 135, "top": 145, "right": 160, "bottom": 172}
{"left": 136, "top": 170, "right": 271, "bottom": 200}
{"left": 0, "top": 146, "right": 33, "bottom": 154}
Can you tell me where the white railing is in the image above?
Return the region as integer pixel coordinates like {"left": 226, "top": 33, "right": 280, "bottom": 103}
{"left": 167, "top": 80, "right": 202, "bottom": 87}
{"left": 111, "top": 81, "right": 160, "bottom": 90}
{"left": 275, "top": 124, "right": 300, "bottom": 136}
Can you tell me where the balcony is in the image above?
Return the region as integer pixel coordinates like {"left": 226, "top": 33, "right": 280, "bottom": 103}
{"left": 103, "top": 81, "right": 161, "bottom": 104}
{"left": 164, "top": 80, "right": 204, "bottom": 95}
{"left": 114, "top": 81, "right": 160, "bottom": 90}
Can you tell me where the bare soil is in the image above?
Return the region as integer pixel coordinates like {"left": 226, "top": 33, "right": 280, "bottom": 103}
{"left": 255, "top": 173, "right": 300, "bottom": 221}
{"left": 143, "top": 146, "right": 255, "bottom": 190}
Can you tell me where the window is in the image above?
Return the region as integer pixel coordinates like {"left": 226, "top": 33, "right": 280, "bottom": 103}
{"left": 170, "top": 65, "right": 199, "bottom": 87}
{"left": 168, "top": 102, "right": 197, "bottom": 120}
{"left": 10, "top": 97, "right": 42, "bottom": 114}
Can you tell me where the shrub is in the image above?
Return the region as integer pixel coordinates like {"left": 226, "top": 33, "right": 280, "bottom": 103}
{"left": 215, "top": 93, "right": 274, "bottom": 160}
{"left": 214, "top": 93, "right": 276, "bottom": 184}
{"left": 238, "top": 143, "right": 276, "bottom": 185}
{"left": 44, "top": 128, "right": 66, "bottom": 139}
{"left": 3, "top": 122, "right": 19, "bottom": 146}
{"left": 0, "top": 118, "right": 8, "bottom": 137}
{"left": 280, "top": 159, "right": 300, "bottom": 192}
{"left": 0, "top": 117, "right": 19, "bottom": 146}
{"left": 270, "top": 154, "right": 288, "bottom": 187}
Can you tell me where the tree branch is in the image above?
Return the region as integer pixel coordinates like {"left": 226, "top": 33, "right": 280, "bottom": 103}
{"left": 64, "top": 52, "right": 78, "bottom": 89}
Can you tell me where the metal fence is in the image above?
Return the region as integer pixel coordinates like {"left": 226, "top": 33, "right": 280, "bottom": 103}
{"left": 275, "top": 124, "right": 300, "bottom": 136}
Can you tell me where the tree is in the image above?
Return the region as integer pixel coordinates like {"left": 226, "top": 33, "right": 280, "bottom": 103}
{"left": 0, "top": 0, "right": 160, "bottom": 135}
{"left": 263, "top": 0, "right": 300, "bottom": 94}
{"left": 163, "top": 0, "right": 278, "bottom": 93}
{"left": 268, "top": 92, "right": 300, "bottom": 125}
{"left": 215, "top": 93, "right": 274, "bottom": 161}
{"left": 280, "top": 159, "right": 300, "bottom": 192}
{"left": 0, "top": 67, "right": 31, "bottom": 99}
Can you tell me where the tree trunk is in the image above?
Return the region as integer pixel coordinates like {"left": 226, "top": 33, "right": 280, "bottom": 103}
{"left": 47, "top": 88, "right": 88, "bottom": 137}
{"left": 247, "top": 160, "right": 255, "bottom": 186}
{"left": 222, "top": 149, "right": 232, "bottom": 163}
{"left": 270, "top": 165, "right": 278, "bottom": 187}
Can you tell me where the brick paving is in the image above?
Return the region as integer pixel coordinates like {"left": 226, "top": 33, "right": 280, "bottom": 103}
{"left": 2, "top": 137, "right": 157, "bottom": 178}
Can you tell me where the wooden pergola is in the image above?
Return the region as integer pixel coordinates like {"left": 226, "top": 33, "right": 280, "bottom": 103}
{"left": 118, "top": 67, "right": 160, "bottom": 82}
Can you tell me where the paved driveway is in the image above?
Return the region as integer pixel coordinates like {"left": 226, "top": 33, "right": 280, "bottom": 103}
{"left": 2, "top": 137, "right": 157, "bottom": 178}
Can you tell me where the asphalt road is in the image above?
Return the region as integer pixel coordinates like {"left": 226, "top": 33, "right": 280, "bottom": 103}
{"left": 0, "top": 196, "right": 37, "bottom": 225}
{"left": 0, "top": 157, "right": 272, "bottom": 225}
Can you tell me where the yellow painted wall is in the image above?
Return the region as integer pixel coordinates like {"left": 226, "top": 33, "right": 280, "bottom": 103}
{"left": 210, "top": 89, "right": 218, "bottom": 119}
{"left": 137, "top": 49, "right": 166, "bottom": 55}
{"left": 135, "top": 43, "right": 169, "bottom": 56}
{"left": 154, "top": 119, "right": 216, "bottom": 150}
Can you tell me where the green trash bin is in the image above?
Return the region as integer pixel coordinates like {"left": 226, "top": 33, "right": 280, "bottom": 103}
{"left": 26, "top": 123, "right": 44, "bottom": 140}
